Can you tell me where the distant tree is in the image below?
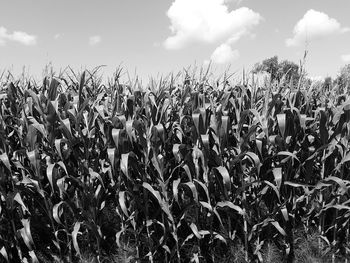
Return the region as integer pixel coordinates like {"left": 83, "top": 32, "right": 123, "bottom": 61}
{"left": 335, "top": 64, "right": 350, "bottom": 93}
{"left": 254, "top": 56, "right": 279, "bottom": 80}
{"left": 277, "top": 60, "right": 299, "bottom": 84}
{"left": 323, "top": 77, "right": 332, "bottom": 91}
{"left": 254, "top": 56, "right": 300, "bottom": 86}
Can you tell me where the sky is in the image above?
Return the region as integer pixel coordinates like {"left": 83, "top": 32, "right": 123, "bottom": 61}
{"left": 0, "top": 0, "right": 350, "bottom": 82}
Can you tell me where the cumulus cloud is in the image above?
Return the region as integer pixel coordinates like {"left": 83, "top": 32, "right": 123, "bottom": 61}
{"left": 89, "top": 35, "right": 101, "bottom": 46}
{"left": 54, "top": 33, "right": 62, "bottom": 39}
{"left": 224, "top": 0, "right": 244, "bottom": 4}
{"left": 286, "top": 9, "right": 349, "bottom": 47}
{"left": 163, "top": 0, "right": 262, "bottom": 49}
{"left": 0, "top": 26, "right": 37, "bottom": 46}
{"left": 210, "top": 43, "right": 239, "bottom": 64}
{"left": 341, "top": 54, "right": 350, "bottom": 63}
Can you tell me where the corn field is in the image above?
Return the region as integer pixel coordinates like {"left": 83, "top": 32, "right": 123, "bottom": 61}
{"left": 0, "top": 68, "right": 350, "bottom": 262}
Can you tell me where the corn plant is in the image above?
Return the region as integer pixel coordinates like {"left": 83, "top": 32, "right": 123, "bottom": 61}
{"left": 0, "top": 67, "right": 349, "bottom": 263}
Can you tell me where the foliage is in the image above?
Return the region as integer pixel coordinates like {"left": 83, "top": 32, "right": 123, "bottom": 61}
{"left": 335, "top": 64, "right": 350, "bottom": 93}
{"left": 0, "top": 67, "right": 350, "bottom": 263}
{"left": 254, "top": 56, "right": 300, "bottom": 85}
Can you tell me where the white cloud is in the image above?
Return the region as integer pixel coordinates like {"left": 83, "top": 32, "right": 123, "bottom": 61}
{"left": 163, "top": 0, "right": 262, "bottom": 49}
{"left": 286, "top": 9, "right": 349, "bottom": 47}
{"left": 341, "top": 54, "right": 350, "bottom": 63}
{"left": 203, "top": 60, "right": 211, "bottom": 67}
{"left": 0, "top": 26, "right": 37, "bottom": 46}
{"left": 224, "top": 0, "right": 244, "bottom": 4}
{"left": 210, "top": 43, "right": 239, "bottom": 64}
{"left": 54, "top": 33, "right": 62, "bottom": 39}
{"left": 89, "top": 35, "right": 101, "bottom": 46}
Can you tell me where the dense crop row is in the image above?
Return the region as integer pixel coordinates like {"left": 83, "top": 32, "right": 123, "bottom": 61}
{"left": 0, "top": 68, "right": 350, "bottom": 262}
